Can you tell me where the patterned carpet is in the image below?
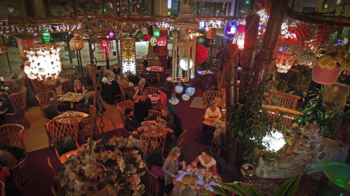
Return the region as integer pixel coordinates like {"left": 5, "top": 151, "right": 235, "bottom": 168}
{"left": 244, "top": 172, "right": 322, "bottom": 196}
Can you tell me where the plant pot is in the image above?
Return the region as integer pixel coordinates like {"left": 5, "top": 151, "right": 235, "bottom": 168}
{"left": 312, "top": 63, "right": 342, "bottom": 85}
{"left": 240, "top": 162, "right": 256, "bottom": 177}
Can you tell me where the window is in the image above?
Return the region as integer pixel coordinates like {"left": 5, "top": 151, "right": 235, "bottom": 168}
{"left": 130, "top": 0, "right": 149, "bottom": 15}
{"left": 191, "top": 2, "right": 197, "bottom": 15}
{"left": 120, "top": 0, "right": 129, "bottom": 15}
{"left": 292, "top": 0, "right": 317, "bottom": 12}
{"left": 215, "top": 3, "right": 227, "bottom": 16}
{"left": 235, "top": 0, "right": 252, "bottom": 16}
{"left": 0, "top": 0, "right": 22, "bottom": 17}
{"left": 169, "top": 0, "right": 180, "bottom": 15}
{"left": 48, "top": 0, "right": 73, "bottom": 16}
{"left": 199, "top": 2, "right": 215, "bottom": 16}
{"left": 325, "top": 0, "right": 350, "bottom": 8}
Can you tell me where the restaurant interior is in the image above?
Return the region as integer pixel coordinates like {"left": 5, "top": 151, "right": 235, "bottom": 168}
{"left": 0, "top": 0, "right": 350, "bottom": 195}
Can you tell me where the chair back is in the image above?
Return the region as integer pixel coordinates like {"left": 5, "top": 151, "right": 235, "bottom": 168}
{"left": 0, "top": 124, "right": 26, "bottom": 156}
{"left": 117, "top": 80, "right": 131, "bottom": 101}
{"left": 148, "top": 110, "right": 161, "bottom": 119}
{"left": 140, "top": 132, "right": 167, "bottom": 156}
{"left": 5, "top": 78, "right": 25, "bottom": 93}
{"left": 264, "top": 91, "right": 301, "bottom": 110}
{"left": 146, "top": 87, "right": 158, "bottom": 95}
{"left": 153, "top": 62, "right": 161, "bottom": 67}
{"left": 36, "top": 91, "right": 58, "bottom": 119}
{"left": 46, "top": 116, "right": 79, "bottom": 144}
{"left": 177, "top": 130, "right": 186, "bottom": 151}
{"left": 118, "top": 78, "right": 130, "bottom": 87}
{"left": 144, "top": 167, "right": 159, "bottom": 196}
{"left": 80, "top": 106, "right": 98, "bottom": 139}
{"left": 203, "top": 90, "right": 223, "bottom": 109}
{"left": 140, "top": 64, "right": 146, "bottom": 74}
{"left": 117, "top": 100, "right": 135, "bottom": 127}
{"left": 9, "top": 87, "right": 27, "bottom": 114}
{"left": 86, "top": 65, "right": 97, "bottom": 84}
{"left": 263, "top": 105, "right": 302, "bottom": 129}
{"left": 30, "top": 80, "right": 49, "bottom": 93}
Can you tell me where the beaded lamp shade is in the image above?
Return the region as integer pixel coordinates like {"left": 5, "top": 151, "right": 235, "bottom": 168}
{"left": 143, "top": 34, "right": 151, "bottom": 41}
{"left": 195, "top": 44, "right": 208, "bottom": 65}
{"left": 70, "top": 34, "right": 84, "bottom": 51}
{"left": 276, "top": 51, "right": 294, "bottom": 73}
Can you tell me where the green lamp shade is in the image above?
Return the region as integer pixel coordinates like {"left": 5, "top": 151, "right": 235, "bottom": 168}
{"left": 153, "top": 28, "right": 160, "bottom": 38}
{"left": 43, "top": 29, "right": 51, "bottom": 43}
{"left": 136, "top": 31, "right": 144, "bottom": 39}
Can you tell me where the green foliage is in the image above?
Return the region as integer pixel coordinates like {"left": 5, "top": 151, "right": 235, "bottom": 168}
{"left": 228, "top": 87, "right": 284, "bottom": 162}
{"left": 293, "top": 86, "right": 350, "bottom": 139}
{"left": 262, "top": 150, "right": 279, "bottom": 162}
{"left": 212, "top": 173, "right": 302, "bottom": 196}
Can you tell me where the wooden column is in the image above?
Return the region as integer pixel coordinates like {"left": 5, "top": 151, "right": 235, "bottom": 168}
{"left": 224, "top": 43, "right": 239, "bottom": 166}
{"left": 251, "top": 0, "right": 289, "bottom": 91}
{"left": 238, "top": 14, "right": 260, "bottom": 104}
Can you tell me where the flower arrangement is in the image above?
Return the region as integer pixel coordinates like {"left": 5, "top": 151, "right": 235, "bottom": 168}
{"left": 56, "top": 136, "right": 145, "bottom": 196}
{"left": 317, "top": 46, "right": 350, "bottom": 70}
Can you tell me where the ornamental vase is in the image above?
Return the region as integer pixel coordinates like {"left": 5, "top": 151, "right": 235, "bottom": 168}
{"left": 312, "top": 63, "right": 342, "bottom": 85}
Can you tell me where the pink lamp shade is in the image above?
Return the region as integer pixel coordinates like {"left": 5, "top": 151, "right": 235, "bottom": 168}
{"left": 312, "top": 63, "right": 342, "bottom": 85}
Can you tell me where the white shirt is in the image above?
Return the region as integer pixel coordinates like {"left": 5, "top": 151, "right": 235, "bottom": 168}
{"left": 138, "top": 78, "right": 145, "bottom": 90}
{"left": 102, "top": 77, "right": 111, "bottom": 85}
{"left": 204, "top": 107, "right": 221, "bottom": 120}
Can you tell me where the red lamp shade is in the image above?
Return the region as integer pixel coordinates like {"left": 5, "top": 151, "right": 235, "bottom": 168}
{"left": 157, "top": 36, "right": 167, "bottom": 47}
{"left": 17, "top": 38, "right": 35, "bottom": 57}
{"left": 143, "top": 34, "right": 151, "bottom": 41}
{"left": 195, "top": 44, "right": 208, "bottom": 65}
{"left": 232, "top": 25, "right": 245, "bottom": 50}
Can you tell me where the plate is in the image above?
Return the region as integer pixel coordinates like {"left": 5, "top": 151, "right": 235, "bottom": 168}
{"left": 187, "top": 168, "right": 194, "bottom": 174}
{"left": 196, "top": 180, "right": 204, "bottom": 186}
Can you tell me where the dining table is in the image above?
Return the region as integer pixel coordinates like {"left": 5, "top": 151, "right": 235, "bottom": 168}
{"left": 146, "top": 66, "right": 164, "bottom": 85}
{"left": 57, "top": 92, "right": 84, "bottom": 108}
{"left": 173, "top": 170, "right": 223, "bottom": 196}
{"left": 149, "top": 94, "right": 160, "bottom": 104}
{"left": 57, "top": 111, "right": 89, "bottom": 122}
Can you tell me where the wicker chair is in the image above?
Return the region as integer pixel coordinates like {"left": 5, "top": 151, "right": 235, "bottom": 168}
{"left": 36, "top": 91, "right": 60, "bottom": 121}
{"left": 146, "top": 87, "right": 158, "bottom": 95}
{"left": 203, "top": 90, "right": 224, "bottom": 109}
{"left": 5, "top": 87, "right": 30, "bottom": 129}
{"left": 5, "top": 77, "right": 25, "bottom": 93}
{"left": 148, "top": 110, "right": 161, "bottom": 119}
{"left": 117, "top": 100, "right": 135, "bottom": 133}
{"left": 144, "top": 167, "right": 159, "bottom": 196}
{"left": 30, "top": 80, "right": 50, "bottom": 94}
{"left": 47, "top": 157, "right": 59, "bottom": 190}
{"left": 80, "top": 106, "right": 98, "bottom": 140}
{"left": 117, "top": 80, "right": 132, "bottom": 101}
{"left": 46, "top": 117, "right": 79, "bottom": 163}
{"left": 140, "top": 132, "right": 167, "bottom": 157}
{"left": 264, "top": 91, "right": 301, "bottom": 110}
{"left": 0, "top": 124, "right": 33, "bottom": 190}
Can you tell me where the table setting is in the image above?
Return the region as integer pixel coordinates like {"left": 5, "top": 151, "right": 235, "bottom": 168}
{"left": 174, "top": 166, "right": 222, "bottom": 195}
{"left": 138, "top": 120, "right": 173, "bottom": 137}
{"left": 149, "top": 94, "right": 160, "bottom": 103}
{"left": 57, "top": 111, "right": 89, "bottom": 122}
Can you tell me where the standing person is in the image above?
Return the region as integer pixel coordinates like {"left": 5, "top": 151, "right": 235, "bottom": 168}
{"left": 138, "top": 74, "right": 146, "bottom": 91}
{"left": 74, "top": 79, "right": 86, "bottom": 96}
{"left": 158, "top": 87, "right": 167, "bottom": 108}
{"left": 162, "top": 147, "right": 185, "bottom": 196}
{"left": 172, "top": 174, "right": 200, "bottom": 196}
{"left": 134, "top": 90, "right": 152, "bottom": 123}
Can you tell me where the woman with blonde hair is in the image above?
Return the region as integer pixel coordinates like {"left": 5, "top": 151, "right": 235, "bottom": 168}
{"left": 134, "top": 90, "right": 152, "bottom": 123}
{"left": 73, "top": 79, "right": 86, "bottom": 96}
{"left": 162, "top": 147, "right": 185, "bottom": 196}
{"left": 172, "top": 174, "right": 200, "bottom": 196}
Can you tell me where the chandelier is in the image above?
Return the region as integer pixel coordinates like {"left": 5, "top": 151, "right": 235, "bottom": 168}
{"left": 24, "top": 43, "right": 62, "bottom": 81}
{"left": 276, "top": 51, "right": 294, "bottom": 73}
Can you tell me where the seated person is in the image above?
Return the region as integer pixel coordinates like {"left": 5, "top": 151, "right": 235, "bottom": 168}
{"left": 74, "top": 79, "right": 86, "bottom": 96}
{"left": 127, "top": 85, "right": 140, "bottom": 101}
{"left": 0, "top": 94, "right": 14, "bottom": 114}
{"left": 0, "top": 149, "right": 18, "bottom": 169}
{"left": 79, "top": 86, "right": 95, "bottom": 111}
{"left": 101, "top": 70, "right": 115, "bottom": 85}
{"left": 157, "top": 107, "right": 176, "bottom": 131}
{"left": 0, "top": 89, "right": 8, "bottom": 96}
{"left": 54, "top": 81, "right": 64, "bottom": 95}
{"left": 191, "top": 147, "right": 217, "bottom": 174}
{"left": 124, "top": 109, "right": 141, "bottom": 138}
{"left": 134, "top": 90, "right": 152, "bottom": 123}
{"left": 202, "top": 101, "right": 221, "bottom": 136}
{"left": 113, "top": 63, "right": 121, "bottom": 75}
{"left": 158, "top": 87, "right": 168, "bottom": 108}
{"left": 172, "top": 174, "right": 200, "bottom": 196}
{"left": 138, "top": 74, "right": 146, "bottom": 91}
{"left": 17, "top": 63, "right": 26, "bottom": 79}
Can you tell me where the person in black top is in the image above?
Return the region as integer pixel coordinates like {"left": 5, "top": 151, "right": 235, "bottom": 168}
{"left": 0, "top": 94, "right": 14, "bottom": 114}
{"left": 113, "top": 63, "right": 121, "bottom": 75}
{"left": 158, "top": 107, "right": 176, "bottom": 131}
{"left": 134, "top": 90, "right": 152, "bottom": 123}
{"left": 125, "top": 108, "right": 140, "bottom": 138}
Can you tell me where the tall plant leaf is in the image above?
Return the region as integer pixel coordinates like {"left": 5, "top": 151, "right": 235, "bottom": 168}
{"left": 273, "top": 173, "right": 302, "bottom": 196}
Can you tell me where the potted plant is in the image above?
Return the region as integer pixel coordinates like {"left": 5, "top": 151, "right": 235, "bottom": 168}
{"left": 293, "top": 86, "right": 350, "bottom": 139}
{"left": 55, "top": 136, "right": 146, "bottom": 196}
{"left": 228, "top": 87, "right": 284, "bottom": 173}
{"left": 211, "top": 173, "right": 302, "bottom": 196}
{"left": 313, "top": 46, "right": 350, "bottom": 85}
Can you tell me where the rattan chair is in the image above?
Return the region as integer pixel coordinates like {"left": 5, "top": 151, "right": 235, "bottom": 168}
{"left": 0, "top": 124, "right": 33, "bottom": 190}
{"left": 140, "top": 132, "right": 167, "bottom": 157}
{"left": 46, "top": 116, "right": 79, "bottom": 163}
{"left": 117, "top": 100, "right": 135, "bottom": 134}
{"left": 5, "top": 77, "right": 25, "bottom": 93}
{"left": 30, "top": 80, "right": 50, "bottom": 94}
{"left": 264, "top": 91, "right": 301, "bottom": 110}
{"left": 80, "top": 106, "right": 98, "bottom": 140}
{"left": 146, "top": 87, "right": 158, "bottom": 95}
{"left": 47, "top": 157, "right": 59, "bottom": 190}
{"left": 144, "top": 167, "right": 159, "bottom": 196}
{"left": 203, "top": 90, "right": 223, "bottom": 109}
{"left": 148, "top": 110, "right": 161, "bottom": 119}
{"left": 117, "top": 80, "right": 132, "bottom": 101}
{"left": 5, "top": 87, "right": 30, "bottom": 129}
{"left": 36, "top": 91, "right": 61, "bottom": 121}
